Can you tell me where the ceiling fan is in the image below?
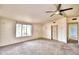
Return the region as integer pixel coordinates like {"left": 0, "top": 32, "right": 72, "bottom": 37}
{"left": 46, "top": 4, "right": 73, "bottom": 17}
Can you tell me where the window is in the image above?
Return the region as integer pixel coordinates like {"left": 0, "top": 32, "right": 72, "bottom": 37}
{"left": 16, "top": 23, "right": 32, "bottom": 37}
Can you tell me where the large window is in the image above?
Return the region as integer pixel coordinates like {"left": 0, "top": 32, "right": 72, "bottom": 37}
{"left": 16, "top": 23, "right": 32, "bottom": 37}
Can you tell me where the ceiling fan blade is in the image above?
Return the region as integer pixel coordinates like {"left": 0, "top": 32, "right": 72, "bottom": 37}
{"left": 60, "top": 8, "right": 73, "bottom": 12}
{"left": 50, "top": 13, "right": 55, "bottom": 17}
{"left": 46, "top": 11, "right": 54, "bottom": 13}
{"left": 57, "top": 4, "right": 61, "bottom": 10}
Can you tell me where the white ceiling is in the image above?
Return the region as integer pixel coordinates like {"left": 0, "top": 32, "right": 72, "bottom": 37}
{"left": 0, "top": 4, "right": 79, "bottom": 23}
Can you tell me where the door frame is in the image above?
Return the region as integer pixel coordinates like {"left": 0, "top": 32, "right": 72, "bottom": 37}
{"left": 51, "top": 25, "right": 53, "bottom": 40}
{"left": 51, "top": 25, "right": 58, "bottom": 40}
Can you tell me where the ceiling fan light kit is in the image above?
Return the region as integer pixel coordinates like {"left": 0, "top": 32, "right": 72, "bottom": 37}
{"left": 55, "top": 11, "right": 60, "bottom": 14}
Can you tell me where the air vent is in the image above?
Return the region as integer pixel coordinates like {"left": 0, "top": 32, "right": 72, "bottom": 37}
{"left": 53, "top": 22, "right": 56, "bottom": 23}
{"left": 72, "top": 18, "right": 77, "bottom": 20}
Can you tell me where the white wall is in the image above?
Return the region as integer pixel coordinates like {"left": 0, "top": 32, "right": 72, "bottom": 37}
{"left": 57, "top": 18, "right": 67, "bottom": 43}
{"left": 43, "top": 18, "right": 67, "bottom": 43}
{"left": 0, "top": 17, "right": 43, "bottom": 46}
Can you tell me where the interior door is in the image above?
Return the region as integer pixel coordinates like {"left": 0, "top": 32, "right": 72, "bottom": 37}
{"left": 51, "top": 25, "right": 58, "bottom": 40}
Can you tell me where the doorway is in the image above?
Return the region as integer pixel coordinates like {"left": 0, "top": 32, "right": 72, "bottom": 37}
{"left": 51, "top": 25, "right": 58, "bottom": 40}
{"left": 67, "top": 23, "right": 78, "bottom": 43}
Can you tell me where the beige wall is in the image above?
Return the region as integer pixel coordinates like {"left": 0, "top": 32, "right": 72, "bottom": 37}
{"left": 42, "top": 22, "right": 55, "bottom": 39}
{"left": 67, "top": 17, "right": 79, "bottom": 23}
{"left": 0, "top": 19, "right": 1, "bottom": 44}
{"left": 43, "top": 18, "right": 67, "bottom": 43}
{"left": 1, "top": 16, "right": 79, "bottom": 46}
{"left": 0, "top": 17, "right": 43, "bottom": 46}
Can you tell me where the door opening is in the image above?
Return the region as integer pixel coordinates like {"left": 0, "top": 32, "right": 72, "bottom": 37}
{"left": 51, "top": 25, "right": 58, "bottom": 40}
{"left": 67, "top": 23, "right": 78, "bottom": 43}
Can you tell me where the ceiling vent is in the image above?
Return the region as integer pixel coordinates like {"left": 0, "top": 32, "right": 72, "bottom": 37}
{"left": 53, "top": 22, "right": 56, "bottom": 23}
{"left": 72, "top": 18, "right": 77, "bottom": 20}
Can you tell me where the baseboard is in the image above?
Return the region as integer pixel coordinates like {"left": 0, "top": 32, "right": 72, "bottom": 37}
{"left": 0, "top": 37, "right": 50, "bottom": 48}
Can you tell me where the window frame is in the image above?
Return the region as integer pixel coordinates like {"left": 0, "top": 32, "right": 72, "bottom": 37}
{"left": 15, "top": 22, "right": 33, "bottom": 38}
